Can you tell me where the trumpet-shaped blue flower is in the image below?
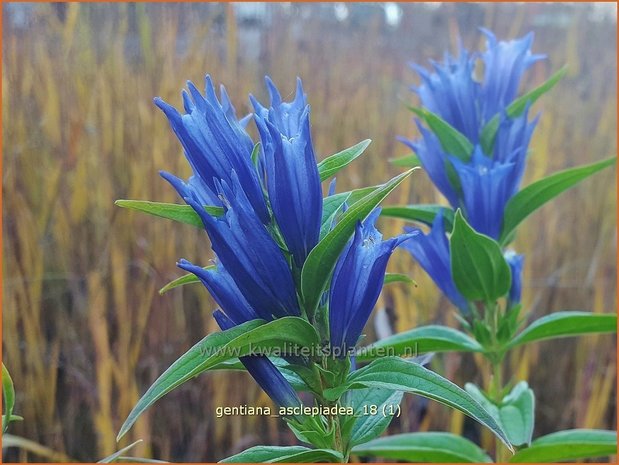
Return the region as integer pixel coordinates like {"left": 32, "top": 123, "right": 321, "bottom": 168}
{"left": 177, "top": 259, "right": 267, "bottom": 323}
{"left": 252, "top": 78, "right": 322, "bottom": 267}
{"left": 400, "top": 212, "right": 469, "bottom": 314}
{"left": 480, "top": 29, "right": 545, "bottom": 122}
{"left": 450, "top": 147, "right": 519, "bottom": 240}
{"left": 182, "top": 171, "right": 300, "bottom": 320}
{"left": 329, "top": 210, "right": 416, "bottom": 357}
{"left": 492, "top": 108, "right": 539, "bottom": 192}
{"left": 398, "top": 124, "right": 460, "bottom": 208}
{"left": 214, "top": 310, "right": 301, "bottom": 409}
{"left": 155, "top": 75, "right": 269, "bottom": 223}
{"left": 411, "top": 47, "right": 480, "bottom": 142}
{"left": 504, "top": 251, "right": 524, "bottom": 306}
{"left": 403, "top": 30, "right": 543, "bottom": 205}
{"left": 403, "top": 31, "right": 543, "bottom": 240}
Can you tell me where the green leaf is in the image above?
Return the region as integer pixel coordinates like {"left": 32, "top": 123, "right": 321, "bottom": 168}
{"left": 352, "top": 432, "right": 492, "bottom": 463}
{"left": 115, "top": 200, "right": 224, "bottom": 227}
{"left": 500, "top": 157, "right": 616, "bottom": 244}
{"left": 220, "top": 446, "right": 343, "bottom": 463}
{"left": 98, "top": 440, "right": 143, "bottom": 463}
{"left": 499, "top": 382, "right": 535, "bottom": 447}
{"left": 408, "top": 106, "right": 473, "bottom": 161}
{"left": 209, "top": 358, "right": 308, "bottom": 391}
{"left": 324, "top": 357, "right": 512, "bottom": 449}
{"left": 390, "top": 153, "right": 421, "bottom": 168}
{"left": 381, "top": 205, "right": 454, "bottom": 230}
{"left": 2, "top": 364, "right": 15, "bottom": 433}
{"left": 450, "top": 210, "right": 511, "bottom": 302}
{"left": 318, "top": 139, "right": 372, "bottom": 182}
{"left": 356, "top": 325, "right": 483, "bottom": 362}
{"left": 2, "top": 434, "right": 75, "bottom": 461}
{"left": 251, "top": 142, "right": 261, "bottom": 168}
{"left": 509, "top": 429, "right": 617, "bottom": 463}
{"left": 509, "top": 311, "right": 617, "bottom": 348}
{"left": 383, "top": 273, "right": 416, "bottom": 287}
{"left": 158, "top": 265, "right": 215, "bottom": 295}
{"left": 466, "top": 382, "right": 535, "bottom": 447}
{"left": 481, "top": 67, "right": 567, "bottom": 154}
{"left": 301, "top": 169, "right": 416, "bottom": 315}
{"left": 344, "top": 389, "right": 404, "bottom": 447}
{"left": 118, "top": 317, "right": 320, "bottom": 440}
{"left": 321, "top": 193, "right": 351, "bottom": 240}
{"left": 320, "top": 186, "right": 381, "bottom": 240}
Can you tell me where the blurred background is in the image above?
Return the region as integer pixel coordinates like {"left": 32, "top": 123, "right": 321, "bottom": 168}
{"left": 2, "top": 2, "right": 617, "bottom": 462}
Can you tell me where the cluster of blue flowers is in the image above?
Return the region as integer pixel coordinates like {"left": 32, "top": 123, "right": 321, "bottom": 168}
{"left": 401, "top": 30, "right": 541, "bottom": 314}
{"left": 156, "top": 77, "right": 412, "bottom": 408}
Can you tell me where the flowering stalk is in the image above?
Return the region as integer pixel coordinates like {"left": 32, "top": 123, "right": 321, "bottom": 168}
{"left": 116, "top": 74, "right": 430, "bottom": 461}
{"left": 391, "top": 28, "right": 616, "bottom": 461}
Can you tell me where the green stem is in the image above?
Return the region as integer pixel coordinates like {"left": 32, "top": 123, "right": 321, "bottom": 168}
{"left": 485, "top": 301, "right": 509, "bottom": 463}
{"left": 491, "top": 358, "right": 508, "bottom": 463}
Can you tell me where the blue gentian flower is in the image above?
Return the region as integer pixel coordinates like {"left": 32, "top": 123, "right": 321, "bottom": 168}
{"left": 183, "top": 171, "right": 300, "bottom": 320}
{"left": 400, "top": 212, "right": 469, "bottom": 314}
{"left": 400, "top": 30, "right": 544, "bottom": 308}
{"left": 504, "top": 251, "right": 524, "bottom": 306}
{"left": 492, "top": 108, "right": 539, "bottom": 193}
{"left": 403, "top": 33, "right": 541, "bottom": 237}
{"left": 213, "top": 310, "right": 301, "bottom": 409}
{"left": 411, "top": 47, "right": 480, "bottom": 142}
{"left": 480, "top": 29, "right": 545, "bottom": 122}
{"left": 450, "top": 147, "right": 519, "bottom": 240}
{"left": 329, "top": 210, "right": 416, "bottom": 357}
{"left": 252, "top": 78, "right": 322, "bottom": 267}
{"left": 177, "top": 259, "right": 267, "bottom": 323}
{"left": 398, "top": 124, "right": 460, "bottom": 208}
{"left": 155, "top": 75, "right": 269, "bottom": 223}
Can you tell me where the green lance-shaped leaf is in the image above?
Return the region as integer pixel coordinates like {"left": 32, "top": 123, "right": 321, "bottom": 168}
{"left": 2, "top": 363, "right": 16, "bottom": 433}
{"left": 301, "top": 169, "right": 416, "bottom": 316}
{"left": 381, "top": 204, "right": 455, "bottom": 230}
{"left": 407, "top": 106, "right": 474, "bottom": 161}
{"left": 208, "top": 357, "right": 308, "bottom": 392}
{"left": 509, "top": 429, "right": 617, "bottom": 463}
{"left": 117, "top": 317, "right": 320, "bottom": 440}
{"left": 352, "top": 432, "right": 493, "bottom": 463}
{"left": 450, "top": 210, "right": 511, "bottom": 302}
{"left": 390, "top": 153, "right": 421, "bottom": 168}
{"left": 383, "top": 273, "right": 416, "bottom": 287}
{"left": 318, "top": 139, "right": 372, "bottom": 182}
{"left": 320, "top": 185, "right": 378, "bottom": 240}
{"left": 356, "top": 325, "right": 483, "bottom": 362}
{"left": 508, "top": 311, "right": 617, "bottom": 348}
{"left": 220, "top": 446, "right": 343, "bottom": 463}
{"left": 115, "top": 200, "right": 223, "bottom": 227}
{"left": 344, "top": 388, "right": 404, "bottom": 447}
{"left": 98, "top": 440, "right": 143, "bottom": 463}
{"left": 481, "top": 67, "right": 568, "bottom": 154}
{"left": 323, "top": 357, "right": 512, "bottom": 450}
{"left": 158, "top": 265, "right": 215, "bottom": 295}
{"left": 500, "top": 157, "right": 616, "bottom": 244}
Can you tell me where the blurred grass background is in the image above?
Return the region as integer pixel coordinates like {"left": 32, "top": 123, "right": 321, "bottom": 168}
{"left": 2, "top": 2, "right": 616, "bottom": 462}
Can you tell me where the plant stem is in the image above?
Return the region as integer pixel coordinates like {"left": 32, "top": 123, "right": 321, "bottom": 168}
{"left": 491, "top": 357, "right": 508, "bottom": 462}
{"left": 486, "top": 301, "right": 509, "bottom": 463}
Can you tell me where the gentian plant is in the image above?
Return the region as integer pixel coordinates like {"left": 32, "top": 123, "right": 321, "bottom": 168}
{"left": 375, "top": 29, "right": 618, "bottom": 462}
{"left": 116, "top": 76, "right": 515, "bottom": 462}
